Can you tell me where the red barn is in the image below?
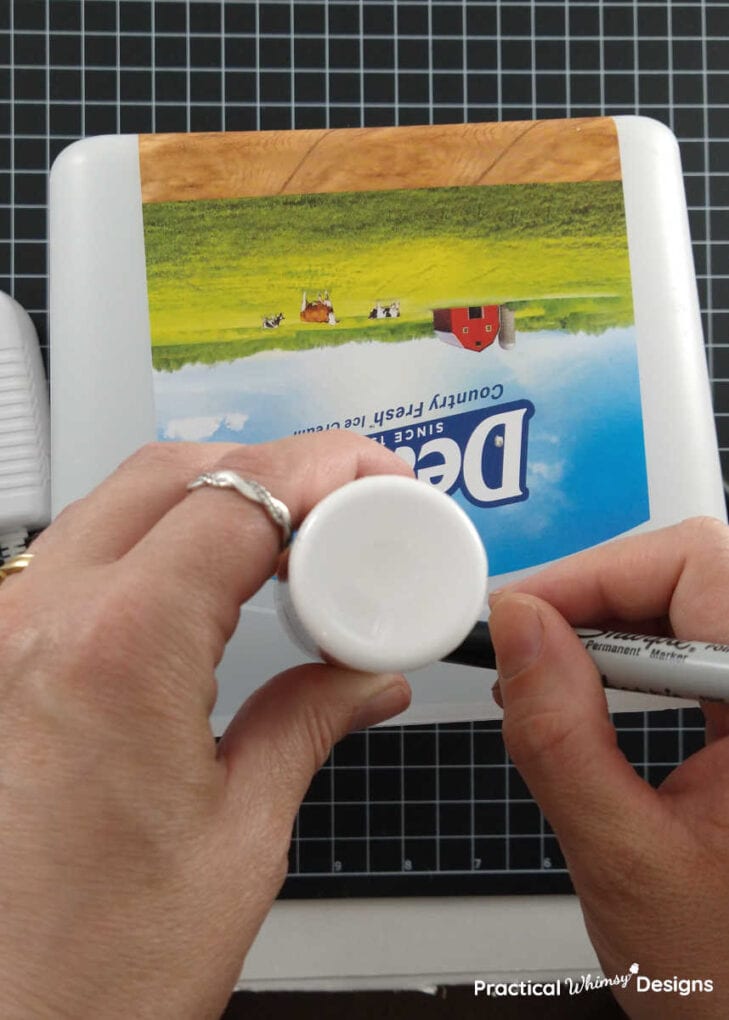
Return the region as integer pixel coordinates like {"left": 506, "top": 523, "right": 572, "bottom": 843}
{"left": 433, "top": 305, "right": 503, "bottom": 352}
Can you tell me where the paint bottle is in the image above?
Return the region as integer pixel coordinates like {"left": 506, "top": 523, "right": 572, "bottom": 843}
{"left": 275, "top": 475, "right": 488, "bottom": 673}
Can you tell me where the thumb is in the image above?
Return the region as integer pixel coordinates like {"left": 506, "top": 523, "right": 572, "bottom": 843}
{"left": 489, "top": 592, "right": 657, "bottom": 855}
{"left": 217, "top": 664, "right": 410, "bottom": 828}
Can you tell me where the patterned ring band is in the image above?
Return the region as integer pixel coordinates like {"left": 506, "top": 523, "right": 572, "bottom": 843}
{"left": 186, "top": 470, "right": 292, "bottom": 550}
{"left": 0, "top": 551, "right": 35, "bottom": 586}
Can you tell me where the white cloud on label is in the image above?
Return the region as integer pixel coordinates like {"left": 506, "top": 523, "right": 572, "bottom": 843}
{"left": 223, "top": 412, "right": 249, "bottom": 431}
{"left": 164, "top": 416, "right": 223, "bottom": 441}
{"left": 163, "top": 411, "right": 249, "bottom": 441}
{"left": 529, "top": 460, "right": 565, "bottom": 484}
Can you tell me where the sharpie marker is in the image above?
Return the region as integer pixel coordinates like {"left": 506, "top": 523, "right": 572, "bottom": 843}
{"left": 443, "top": 622, "right": 729, "bottom": 704}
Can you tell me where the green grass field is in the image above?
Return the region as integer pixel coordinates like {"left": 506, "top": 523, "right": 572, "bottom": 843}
{"left": 152, "top": 317, "right": 432, "bottom": 371}
{"left": 144, "top": 180, "right": 634, "bottom": 366}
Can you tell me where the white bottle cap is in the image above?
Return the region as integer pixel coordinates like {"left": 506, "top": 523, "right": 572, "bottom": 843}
{"left": 278, "top": 475, "right": 488, "bottom": 673}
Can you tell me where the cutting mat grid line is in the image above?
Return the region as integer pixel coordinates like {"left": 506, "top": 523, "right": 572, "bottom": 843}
{"left": 1, "top": 0, "right": 726, "bottom": 897}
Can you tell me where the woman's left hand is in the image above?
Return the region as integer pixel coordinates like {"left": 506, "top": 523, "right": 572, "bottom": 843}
{"left": 0, "top": 433, "right": 412, "bottom": 1020}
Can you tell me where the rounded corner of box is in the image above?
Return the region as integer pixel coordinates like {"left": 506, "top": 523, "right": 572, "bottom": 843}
{"left": 50, "top": 135, "right": 140, "bottom": 186}
{"left": 614, "top": 115, "right": 680, "bottom": 156}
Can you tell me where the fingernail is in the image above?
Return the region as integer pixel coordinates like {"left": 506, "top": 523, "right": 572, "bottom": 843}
{"left": 349, "top": 678, "right": 411, "bottom": 732}
{"left": 488, "top": 588, "right": 506, "bottom": 607}
{"left": 492, "top": 596, "right": 544, "bottom": 683}
{"left": 491, "top": 679, "right": 503, "bottom": 708}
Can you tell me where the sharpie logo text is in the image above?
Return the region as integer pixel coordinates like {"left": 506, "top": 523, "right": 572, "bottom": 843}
{"left": 576, "top": 629, "right": 696, "bottom": 655}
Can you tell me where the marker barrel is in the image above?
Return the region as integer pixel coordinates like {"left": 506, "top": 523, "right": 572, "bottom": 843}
{"left": 444, "top": 624, "right": 729, "bottom": 704}
{"left": 576, "top": 630, "right": 729, "bottom": 703}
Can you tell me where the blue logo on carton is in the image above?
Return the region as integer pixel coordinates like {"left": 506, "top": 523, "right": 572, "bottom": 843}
{"left": 371, "top": 400, "right": 534, "bottom": 509}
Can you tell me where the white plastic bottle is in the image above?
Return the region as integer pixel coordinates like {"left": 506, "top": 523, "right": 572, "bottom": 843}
{"left": 275, "top": 475, "right": 488, "bottom": 673}
{"left": 0, "top": 293, "right": 50, "bottom": 559}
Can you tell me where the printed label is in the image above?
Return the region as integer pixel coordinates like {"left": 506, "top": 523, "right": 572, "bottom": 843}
{"left": 141, "top": 121, "right": 649, "bottom": 577}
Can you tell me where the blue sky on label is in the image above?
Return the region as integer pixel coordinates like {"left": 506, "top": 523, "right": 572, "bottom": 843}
{"left": 153, "top": 326, "right": 648, "bottom": 575}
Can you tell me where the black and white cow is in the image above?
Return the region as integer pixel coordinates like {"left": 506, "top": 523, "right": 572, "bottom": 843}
{"left": 262, "top": 312, "right": 285, "bottom": 329}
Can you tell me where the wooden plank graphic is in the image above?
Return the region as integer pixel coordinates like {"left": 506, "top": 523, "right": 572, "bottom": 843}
{"left": 139, "top": 118, "right": 621, "bottom": 204}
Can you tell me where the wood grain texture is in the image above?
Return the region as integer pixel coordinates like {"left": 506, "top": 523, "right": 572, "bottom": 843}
{"left": 138, "top": 118, "right": 621, "bottom": 204}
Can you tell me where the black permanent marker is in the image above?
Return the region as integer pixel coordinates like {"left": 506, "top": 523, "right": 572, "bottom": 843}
{"left": 443, "top": 623, "right": 729, "bottom": 703}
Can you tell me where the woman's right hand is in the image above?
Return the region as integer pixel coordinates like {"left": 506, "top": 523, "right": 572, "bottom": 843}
{"left": 489, "top": 517, "right": 729, "bottom": 1019}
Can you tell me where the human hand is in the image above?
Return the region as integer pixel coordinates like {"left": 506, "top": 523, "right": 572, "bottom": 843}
{"left": 488, "top": 517, "right": 729, "bottom": 1019}
{"left": 0, "top": 433, "right": 412, "bottom": 1020}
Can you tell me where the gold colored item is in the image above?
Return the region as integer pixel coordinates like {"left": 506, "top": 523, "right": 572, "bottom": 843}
{"left": 0, "top": 552, "right": 34, "bottom": 585}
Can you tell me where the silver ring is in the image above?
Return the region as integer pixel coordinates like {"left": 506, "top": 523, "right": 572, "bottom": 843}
{"left": 186, "top": 470, "right": 292, "bottom": 549}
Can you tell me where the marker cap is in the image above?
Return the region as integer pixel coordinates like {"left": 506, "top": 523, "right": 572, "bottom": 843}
{"left": 276, "top": 475, "right": 488, "bottom": 673}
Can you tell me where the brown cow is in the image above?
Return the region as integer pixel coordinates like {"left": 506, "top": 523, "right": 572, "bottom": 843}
{"left": 300, "top": 290, "right": 337, "bottom": 325}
